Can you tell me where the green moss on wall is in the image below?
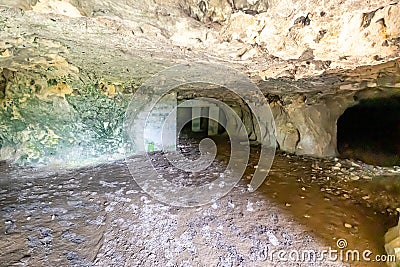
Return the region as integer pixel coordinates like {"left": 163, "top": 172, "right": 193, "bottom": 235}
{"left": 0, "top": 77, "right": 131, "bottom": 166}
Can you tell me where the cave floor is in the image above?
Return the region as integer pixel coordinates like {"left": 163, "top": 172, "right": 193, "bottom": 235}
{"left": 0, "top": 139, "right": 399, "bottom": 266}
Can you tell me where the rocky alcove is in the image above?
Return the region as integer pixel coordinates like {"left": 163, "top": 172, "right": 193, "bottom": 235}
{"left": 338, "top": 96, "right": 400, "bottom": 166}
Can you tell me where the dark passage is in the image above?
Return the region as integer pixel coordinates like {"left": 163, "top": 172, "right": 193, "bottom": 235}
{"left": 178, "top": 119, "right": 229, "bottom": 160}
{"left": 337, "top": 97, "right": 400, "bottom": 166}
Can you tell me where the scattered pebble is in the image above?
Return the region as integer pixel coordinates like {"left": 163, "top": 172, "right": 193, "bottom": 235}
{"left": 344, "top": 223, "right": 353, "bottom": 228}
{"left": 247, "top": 201, "right": 254, "bottom": 212}
{"left": 267, "top": 231, "right": 280, "bottom": 246}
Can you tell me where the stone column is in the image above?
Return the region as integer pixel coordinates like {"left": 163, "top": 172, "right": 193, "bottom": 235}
{"left": 208, "top": 106, "right": 219, "bottom": 136}
{"left": 192, "top": 107, "right": 202, "bottom": 132}
{"left": 140, "top": 92, "right": 177, "bottom": 152}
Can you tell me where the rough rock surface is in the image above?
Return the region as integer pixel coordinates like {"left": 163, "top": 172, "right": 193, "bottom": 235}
{"left": 0, "top": 0, "right": 399, "bottom": 163}
{"left": 183, "top": 0, "right": 400, "bottom": 65}
{"left": 385, "top": 215, "right": 400, "bottom": 267}
{"left": 0, "top": 1, "right": 399, "bottom": 264}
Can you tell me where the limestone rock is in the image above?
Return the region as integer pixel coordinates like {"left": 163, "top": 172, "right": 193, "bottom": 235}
{"left": 385, "top": 216, "right": 400, "bottom": 267}
{"left": 0, "top": 0, "right": 399, "bottom": 164}
{"left": 0, "top": 0, "right": 38, "bottom": 10}
{"left": 32, "top": 0, "right": 82, "bottom": 17}
{"left": 271, "top": 103, "right": 299, "bottom": 154}
{"left": 269, "top": 94, "right": 353, "bottom": 157}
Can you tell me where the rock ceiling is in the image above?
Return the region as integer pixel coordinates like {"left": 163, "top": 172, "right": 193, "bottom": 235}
{"left": 0, "top": 0, "right": 399, "bottom": 96}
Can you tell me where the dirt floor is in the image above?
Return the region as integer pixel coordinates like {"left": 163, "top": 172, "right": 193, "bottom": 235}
{"left": 0, "top": 137, "right": 399, "bottom": 266}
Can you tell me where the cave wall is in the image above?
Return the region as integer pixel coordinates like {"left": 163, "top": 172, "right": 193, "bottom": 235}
{"left": 0, "top": 69, "right": 131, "bottom": 166}
{"left": 269, "top": 93, "right": 353, "bottom": 157}
{"left": 0, "top": 0, "right": 399, "bottom": 165}
{"left": 0, "top": 70, "right": 357, "bottom": 165}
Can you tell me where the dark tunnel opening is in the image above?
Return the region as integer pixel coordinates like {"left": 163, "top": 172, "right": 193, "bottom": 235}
{"left": 337, "top": 97, "right": 400, "bottom": 166}
{"left": 177, "top": 106, "right": 227, "bottom": 135}
{"left": 176, "top": 119, "right": 230, "bottom": 165}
